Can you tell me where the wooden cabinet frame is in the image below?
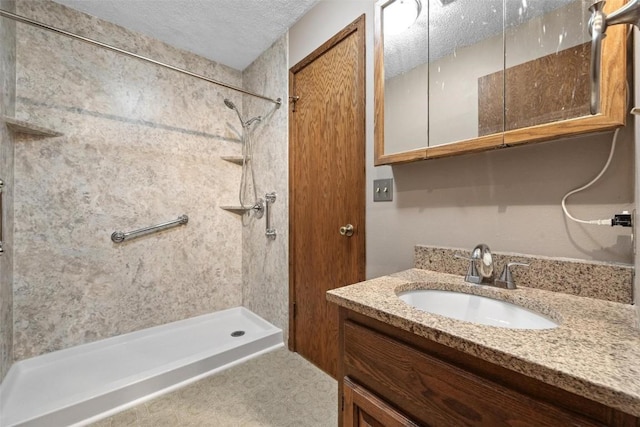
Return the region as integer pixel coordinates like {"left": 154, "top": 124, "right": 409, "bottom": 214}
{"left": 374, "top": 0, "right": 628, "bottom": 165}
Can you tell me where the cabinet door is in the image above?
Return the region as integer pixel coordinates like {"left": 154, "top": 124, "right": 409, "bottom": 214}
{"left": 343, "top": 377, "right": 419, "bottom": 427}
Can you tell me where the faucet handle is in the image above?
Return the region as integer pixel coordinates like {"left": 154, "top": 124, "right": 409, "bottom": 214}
{"left": 454, "top": 253, "right": 481, "bottom": 284}
{"left": 495, "top": 262, "right": 529, "bottom": 289}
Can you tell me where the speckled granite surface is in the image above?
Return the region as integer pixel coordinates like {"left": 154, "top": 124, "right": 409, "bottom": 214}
{"left": 327, "top": 268, "right": 640, "bottom": 417}
{"left": 415, "top": 245, "right": 633, "bottom": 304}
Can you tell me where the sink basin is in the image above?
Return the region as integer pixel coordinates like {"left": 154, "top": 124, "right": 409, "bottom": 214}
{"left": 397, "top": 289, "right": 558, "bottom": 330}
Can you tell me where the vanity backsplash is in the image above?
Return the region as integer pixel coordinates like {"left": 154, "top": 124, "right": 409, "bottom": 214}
{"left": 414, "top": 245, "right": 633, "bottom": 304}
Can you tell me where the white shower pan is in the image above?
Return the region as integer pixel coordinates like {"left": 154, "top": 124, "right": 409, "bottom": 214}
{"left": 0, "top": 307, "right": 283, "bottom": 427}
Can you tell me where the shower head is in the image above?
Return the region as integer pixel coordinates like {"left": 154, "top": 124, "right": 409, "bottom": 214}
{"left": 224, "top": 98, "right": 262, "bottom": 128}
{"left": 224, "top": 98, "right": 237, "bottom": 110}
{"left": 224, "top": 98, "right": 244, "bottom": 125}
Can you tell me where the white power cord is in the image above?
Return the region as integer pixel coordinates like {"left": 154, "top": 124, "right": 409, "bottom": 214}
{"left": 561, "top": 27, "right": 634, "bottom": 226}
{"left": 561, "top": 127, "right": 621, "bottom": 225}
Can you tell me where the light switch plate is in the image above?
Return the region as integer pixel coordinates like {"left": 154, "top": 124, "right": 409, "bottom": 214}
{"left": 373, "top": 178, "right": 393, "bottom": 202}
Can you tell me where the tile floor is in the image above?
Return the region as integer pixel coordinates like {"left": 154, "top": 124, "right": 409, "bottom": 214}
{"left": 91, "top": 347, "right": 338, "bottom": 426}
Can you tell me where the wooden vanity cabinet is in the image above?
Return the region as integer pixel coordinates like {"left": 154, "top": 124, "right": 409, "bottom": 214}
{"left": 338, "top": 308, "right": 639, "bottom": 427}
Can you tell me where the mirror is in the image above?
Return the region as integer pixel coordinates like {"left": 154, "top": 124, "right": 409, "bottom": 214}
{"left": 375, "top": 0, "right": 627, "bottom": 165}
{"left": 502, "top": 1, "right": 592, "bottom": 132}
{"left": 428, "top": 0, "right": 505, "bottom": 148}
{"left": 381, "top": 0, "right": 428, "bottom": 157}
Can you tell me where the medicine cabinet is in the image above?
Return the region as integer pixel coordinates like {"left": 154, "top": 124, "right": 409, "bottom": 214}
{"left": 374, "top": 0, "right": 627, "bottom": 165}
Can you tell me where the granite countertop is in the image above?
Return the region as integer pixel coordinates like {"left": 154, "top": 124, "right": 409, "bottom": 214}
{"left": 326, "top": 268, "right": 640, "bottom": 417}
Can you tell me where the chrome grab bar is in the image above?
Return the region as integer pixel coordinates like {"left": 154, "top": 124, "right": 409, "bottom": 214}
{"left": 111, "top": 214, "right": 188, "bottom": 243}
{"left": 589, "top": 0, "right": 640, "bottom": 114}
{"left": 265, "top": 192, "right": 276, "bottom": 240}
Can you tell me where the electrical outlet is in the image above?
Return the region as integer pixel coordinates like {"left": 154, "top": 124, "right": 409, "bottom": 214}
{"left": 373, "top": 178, "right": 393, "bottom": 202}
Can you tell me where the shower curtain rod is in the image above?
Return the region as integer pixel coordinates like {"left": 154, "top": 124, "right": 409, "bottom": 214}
{"left": 0, "top": 9, "right": 282, "bottom": 106}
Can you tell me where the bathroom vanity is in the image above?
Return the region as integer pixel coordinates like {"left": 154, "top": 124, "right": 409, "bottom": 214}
{"left": 328, "top": 266, "right": 640, "bottom": 426}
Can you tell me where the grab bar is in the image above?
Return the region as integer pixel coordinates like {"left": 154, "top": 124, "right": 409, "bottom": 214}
{"left": 111, "top": 214, "right": 188, "bottom": 243}
{"left": 265, "top": 192, "right": 276, "bottom": 240}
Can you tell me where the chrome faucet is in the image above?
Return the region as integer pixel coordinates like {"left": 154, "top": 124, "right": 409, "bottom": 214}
{"left": 455, "top": 244, "right": 530, "bottom": 289}
{"left": 454, "top": 244, "right": 494, "bottom": 285}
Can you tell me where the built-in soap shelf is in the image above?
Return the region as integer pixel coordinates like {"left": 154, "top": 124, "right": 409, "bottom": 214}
{"left": 219, "top": 205, "right": 250, "bottom": 215}
{"left": 220, "top": 156, "right": 245, "bottom": 165}
{"left": 3, "top": 116, "right": 63, "bottom": 137}
{"left": 219, "top": 156, "right": 249, "bottom": 215}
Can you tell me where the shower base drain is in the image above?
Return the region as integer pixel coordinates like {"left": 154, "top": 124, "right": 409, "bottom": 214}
{"left": 230, "top": 330, "right": 245, "bottom": 337}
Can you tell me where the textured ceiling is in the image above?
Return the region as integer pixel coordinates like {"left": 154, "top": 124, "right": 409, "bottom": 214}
{"left": 52, "top": 0, "right": 319, "bottom": 71}
{"left": 385, "top": 0, "right": 582, "bottom": 78}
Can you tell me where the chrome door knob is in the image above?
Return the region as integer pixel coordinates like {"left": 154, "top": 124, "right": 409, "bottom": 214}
{"left": 339, "top": 224, "right": 354, "bottom": 237}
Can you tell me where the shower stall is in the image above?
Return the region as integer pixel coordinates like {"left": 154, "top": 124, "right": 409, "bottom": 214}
{"left": 0, "top": 1, "right": 290, "bottom": 425}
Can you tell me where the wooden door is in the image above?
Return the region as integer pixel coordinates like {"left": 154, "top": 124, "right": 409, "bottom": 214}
{"left": 289, "top": 16, "right": 366, "bottom": 378}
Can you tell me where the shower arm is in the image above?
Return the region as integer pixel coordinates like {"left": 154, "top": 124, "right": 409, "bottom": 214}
{"left": 0, "top": 9, "right": 282, "bottom": 107}
{"left": 589, "top": 0, "right": 640, "bottom": 114}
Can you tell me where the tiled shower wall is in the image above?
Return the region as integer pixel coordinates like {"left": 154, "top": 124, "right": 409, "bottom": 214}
{"left": 241, "top": 35, "right": 290, "bottom": 342}
{"left": 13, "top": 0, "right": 250, "bottom": 359}
{"left": 0, "top": 0, "right": 15, "bottom": 381}
{"left": 635, "top": 27, "right": 640, "bottom": 328}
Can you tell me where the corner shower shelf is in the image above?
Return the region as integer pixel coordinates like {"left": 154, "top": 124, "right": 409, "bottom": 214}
{"left": 220, "top": 156, "right": 245, "bottom": 165}
{"left": 219, "top": 205, "right": 251, "bottom": 215}
{"left": 3, "top": 116, "right": 63, "bottom": 137}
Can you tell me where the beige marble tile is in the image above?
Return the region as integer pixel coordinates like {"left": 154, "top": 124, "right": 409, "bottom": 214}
{"left": 241, "top": 34, "right": 290, "bottom": 343}
{"left": 0, "top": 0, "right": 16, "bottom": 382}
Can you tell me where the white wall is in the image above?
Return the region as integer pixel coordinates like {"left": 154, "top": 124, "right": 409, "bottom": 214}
{"left": 293, "top": 0, "right": 634, "bottom": 279}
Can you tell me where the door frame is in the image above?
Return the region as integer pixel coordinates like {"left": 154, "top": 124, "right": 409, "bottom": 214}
{"left": 288, "top": 15, "right": 367, "bottom": 352}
